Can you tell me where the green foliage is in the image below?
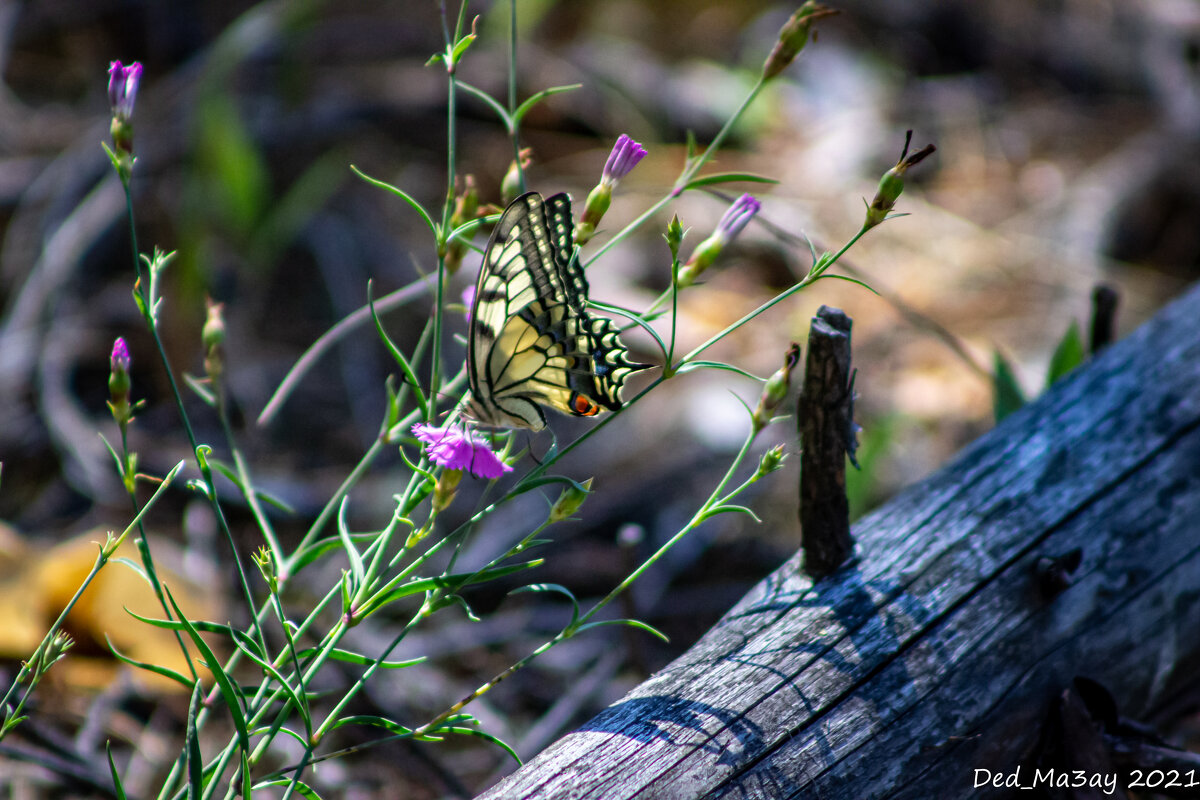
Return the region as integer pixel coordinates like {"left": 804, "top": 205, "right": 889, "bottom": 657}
{"left": 992, "top": 350, "right": 1027, "bottom": 422}
{"left": 993, "top": 317, "right": 1089, "bottom": 423}
{"left": 1046, "top": 320, "right": 1086, "bottom": 387}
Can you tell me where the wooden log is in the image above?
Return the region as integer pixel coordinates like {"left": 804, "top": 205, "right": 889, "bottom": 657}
{"left": 477, "top": 282, "right": 1200, "bottom": 800}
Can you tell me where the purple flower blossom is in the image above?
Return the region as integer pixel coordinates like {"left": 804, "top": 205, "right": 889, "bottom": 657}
{"left": 575, "top": 134, "right": 647, "bottom": 244}
{"left": 461, "top": 285, "right": 476, "bottom": 320}
{"left": 110, "top": 337, "right": 131, "bottom": 372}
{"left": 676, "top": 194, "right": 763, "bottom": 288}
{"left": 716, "top": 193, "right": 761, "bottom": 243}
{"left": 412, "top": 423, "right": 512, "bottom": 480}
{"left": 601, "top": 134, "right": 647, "bottom": 186}
{"left": 107, "top": 61, "right": 142, "bottom": 120}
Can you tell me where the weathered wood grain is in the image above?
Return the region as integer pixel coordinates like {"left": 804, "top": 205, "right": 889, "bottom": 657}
{"left": 477, "top": 282, "right": 1200, "bottom": 800}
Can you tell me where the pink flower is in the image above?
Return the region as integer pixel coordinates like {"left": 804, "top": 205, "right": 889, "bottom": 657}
{"left": 601, "top": 134, "right": 647, "bottom": 187}
{"left": 107, "top": 61, "right": 142, "bottom": 120}
{"left": 110, "top": 337, "right": 131, "bottom": 372}
{"left": 676, "top": 194, "right": 762, "bottom": 288}
{"left": 412, "top": 423, "right": 512, "bottom": 480}
{"left": 715, "top": 193, "right": 761, "bottom": 243}
{"left": 576, "top": 134, "right": 648, "bottom": 245}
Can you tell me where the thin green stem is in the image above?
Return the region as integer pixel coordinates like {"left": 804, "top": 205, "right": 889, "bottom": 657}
{"left": 583, "top": 76, "right": 768, "bottom": 270}
{"left": 578, "top": 430, "right": 756, "bottom": 628}
{"left": 508, "top": 0, "right": 525, "bottom": 192}
{"left": 121, "top": 185, "right": 267, "bottom": 657}
{"left": 679, "top": 226, "right": 868, "bottom": 367}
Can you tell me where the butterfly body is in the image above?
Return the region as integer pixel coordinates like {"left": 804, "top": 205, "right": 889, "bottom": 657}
{"left": 466, "top": 192, "right": 648, "bottom": 431}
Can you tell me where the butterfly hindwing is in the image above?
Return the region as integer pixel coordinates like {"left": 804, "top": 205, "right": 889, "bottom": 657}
{"left": 466, "top": 191, "right": 648, "bottom": 430}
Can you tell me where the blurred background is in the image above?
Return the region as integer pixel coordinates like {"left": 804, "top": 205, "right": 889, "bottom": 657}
{"left": 2, "top": 0, "right": 1199, "bottom": 796}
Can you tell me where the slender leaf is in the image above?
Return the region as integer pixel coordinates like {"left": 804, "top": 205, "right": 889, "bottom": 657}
{"left": 992, "top": 350, "right": 1026, "bottom": 422}
{"left": 683, "top": 172, "right": 780, "bottom": 190}
{"left": 350, "top": 166, "right": 438, "bottom": 238}
{"left": 369, "top": 280, "right": 429, "bottom": 420}
{"left": 509, "top": 583, "right": 580, "bottom": 629}
{"left": 295, "top": 648, "right": 426, "bottom": 670}
{"left": 702, "top": 504, "right": 761, "bottom": 522}
{"left": 362, "top": 561, "right": 544, "bottom": 615}
{"left": 575, "top": 618, "right": 669, "bottom": 642}
{"left": 229, "top": 630, "right": 310, "bottom": 731}
{"left": 290, "top": 532, "right": 378, "bottom": 574}
{"left": 106, "top": 635, "right": 195, "bottom": 692}
{"left": 330, "top": 714, "right": 413, "bottom": 735}
{"left": 512, "top": 84, "right": 583, "bottom": 125}
{"left": 106, "top": 742, "right": 128, "bottom": 800}
{"left": 337, "top": 497, "right": 364, "bottom": 586}
{"left": 591, "top": 300, "right": 669, "bottom": 363}
{"left": 185, "top": 681, "right": 204, "bottom": 800}
{"left": 183, "top": 372, "right": 218, "bottom": 407}
{"left": 674, "top": 360, "right": 764, "bottom": 381}
{"left": 439, "top": 724, "right": 521, "bottom": 765}
{"left": 812, "top": 272, "right": 881, "bottom": 296}
{"left": 457, "top": 81, "right": 512, "bottom": 130}
{"left": 1046, "top": 320, "right": 1085, "bottom": 387}
{"left": 110, "top": 556, "right": 150, "bottom": 586}
{"left": 164, "top": 588, "right": 252, "bottom": 758}
{"left": 253, "top": 779, "right": 323, "bottom": 800}
{"left": 254, "top": 724, "right": 310, "bottom": 750}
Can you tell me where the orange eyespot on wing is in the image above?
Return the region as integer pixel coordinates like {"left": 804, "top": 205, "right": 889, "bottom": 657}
{"left": 571, "top": 392, "right": 601, "bottom": 416}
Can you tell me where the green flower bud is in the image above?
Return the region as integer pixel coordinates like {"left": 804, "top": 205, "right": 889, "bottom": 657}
{"left": 432, "top": 468, "right": 464, "bottom": 514}
{"left": 501, "top": 148, "right": 533, "bottom": 206}
{"left": 573, "top": 183, "right": 611, "bottom": 245}
{"left": 549, "top": 477, "right": 593, "bottom": 523}
{"left": 755, "top": 444, "right": 787, "bottom": 478}
{"left": 763, "top": 3, "right": 838, "bottom": 81}
{"left": 31, "top": 631, "right": 74, "bottom": 679}
{"left": 752, "top": 343, "right": 800, "bottom": 431}
{"left": 864, "top": 131, "right": 936, "bottom": 231}
{"left": 252, "top": 546, "right": 278, "bottom": 594}
{"left": 665, "top": 213, "right": 685, "bottom": 262}
{"left": 202, "top": 298, "right": 226, "bottom": 382}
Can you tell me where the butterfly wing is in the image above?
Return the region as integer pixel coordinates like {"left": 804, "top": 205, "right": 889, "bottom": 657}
{"left": 466, "top": 192, "right": 648, "bottom": 430}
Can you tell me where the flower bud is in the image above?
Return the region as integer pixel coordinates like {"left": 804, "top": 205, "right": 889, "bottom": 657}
{"left": 31, "top": 632, "right": 74, "bottom": 678}
{"left": 763, "top": 4, "right": 838, "bottom": 81}
{"left": 108, "top": 337, "right": 134, "bottom": 428}
{"left": 501, "top": 148, "right": 533, "bottom": 206}
{"left": 203, "top": 298, "right": 226, "bottom": 383}
{"left": 107, "top": 61, "right": 142, "bottom": 170}
{"left": 549, "top": 477, "right": 593, "bottom": 523}
{"left": 677, "top": 194, "right": 761, "bottom": 288}
{"left": 665, "top": 213, "right": 685, "bottom": 262}
{"left": 752, "top": 343, "right": 800, "bottom": 431}
{"left": 252, "top": 546, "right": 278, "bottom": 594}
{"left": 755, "top": 444, "right": 787, "bottom": 478}
{"left": 864, "top": 131, "right": 936, "bottom": 231}
{"left": 575, "top": 135, "right": 646, "bottom": 245}
{"left": 432, "top": 468, "right": 464, "bottom": 514}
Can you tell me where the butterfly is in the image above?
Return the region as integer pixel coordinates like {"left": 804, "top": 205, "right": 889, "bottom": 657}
{"left": 465, "top": 191, "right": 649, "bottom": 431}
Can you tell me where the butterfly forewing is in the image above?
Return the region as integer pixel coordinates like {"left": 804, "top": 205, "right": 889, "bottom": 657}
{"left": 467, "top": 191, "right": 650, "bottom": 430}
